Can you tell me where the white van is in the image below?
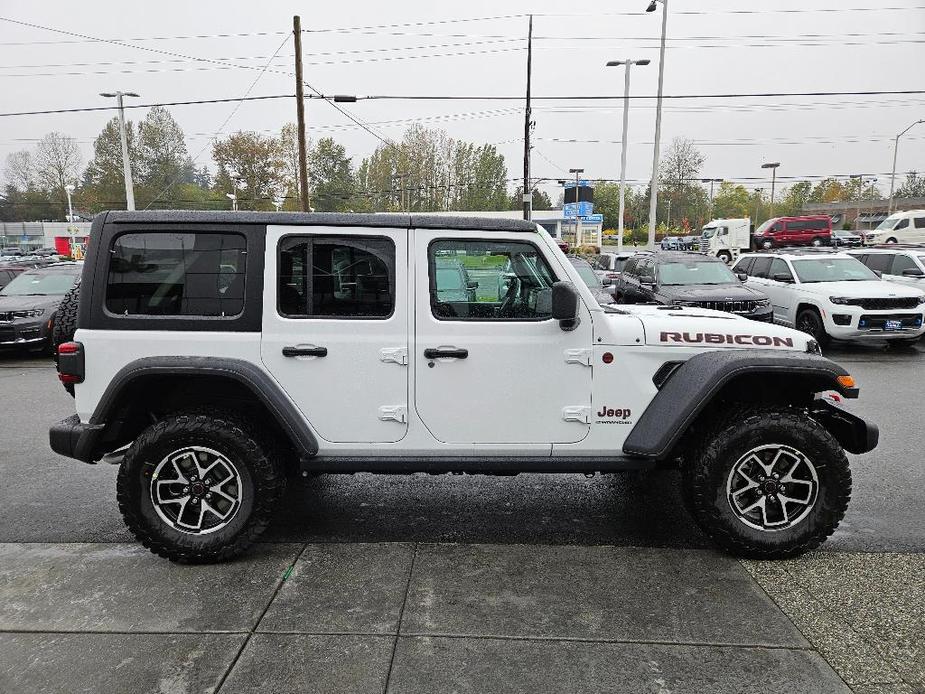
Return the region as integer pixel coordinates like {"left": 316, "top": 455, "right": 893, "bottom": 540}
{"left": 864, "top": 209, "right": 925, "bottom": 245}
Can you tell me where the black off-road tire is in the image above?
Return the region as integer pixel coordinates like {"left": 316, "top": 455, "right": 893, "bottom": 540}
{"left": 117, "top": 410, "right": 285, "bottom": 563}
{"left": 796, "top": 307, "right": 831, "bottom": 348}
{"left": 52, "top": 282, "right": 80, "bottom": 395}
{"left": 52, "top": 282, "right": 80, "bottom": 352}
{"left": 682, "top": 405, "right": 851, "bottom": 559}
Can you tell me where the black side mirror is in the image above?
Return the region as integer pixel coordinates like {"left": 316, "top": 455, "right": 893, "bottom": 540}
{"left": 552, "top": 281, "right": 581, "bottom": 331}
{"left": 601, "top": 276, "right": 613, "bottom": 286}
{"left": 901, "top": 268, "right": 924, "bottom": 277}
{"left": 466, "top": 280, "right": 479, "bottom": 289}
{"left": 772, "top": 272, "right": 794, "bottom": 283}
{"left": 736, "top": 271, "right": 748, "bottom": 281}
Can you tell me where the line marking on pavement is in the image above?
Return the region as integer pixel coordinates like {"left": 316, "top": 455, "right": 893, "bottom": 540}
{"left": 383, "top": 543, "right": 418, "bottom": 693}
{"left": 212, "top": 542, "right": 310, "bottom": 694}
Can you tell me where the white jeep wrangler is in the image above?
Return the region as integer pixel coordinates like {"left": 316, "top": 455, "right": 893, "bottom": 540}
{"left": 51, "top": 211, "right": 877, "bottom": 563}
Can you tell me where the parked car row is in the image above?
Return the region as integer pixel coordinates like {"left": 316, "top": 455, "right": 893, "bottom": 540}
{"left": 580, "top": 243, "right": 925, "bottom": 347}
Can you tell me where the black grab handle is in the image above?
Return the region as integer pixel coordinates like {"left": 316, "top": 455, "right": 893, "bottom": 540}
{"left": 424, "top": 347, "right": 468, "bottom": 359}
{"left": 282, "top": 346, "right": 328, "bottom": 358}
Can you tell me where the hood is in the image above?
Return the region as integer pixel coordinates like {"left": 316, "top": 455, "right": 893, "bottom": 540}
{"left": 659, "top": 283, "right": 766, "bottom": 302}
{"left": 806, "top": 280, "right": 924, "bottom": 298}
{"left": 0, "top": 294, "right": 64, "bottom": 314}
{"left": 616, "top": 305, "right": 812, "bottom": 352}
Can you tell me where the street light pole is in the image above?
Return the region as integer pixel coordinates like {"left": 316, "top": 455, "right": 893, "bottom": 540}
{"left": 888, "top": 119, "right": 924, "bottom": 213}
{"left": 761, "top": 162, "right": 780, "bottom": 219}
{"left": 64, "top": 183, "right": 76, "bottom": 256}
{"left": 569, "top": 167, "right": 584, "bottom": 247}
{"left": 701, "top": 178, "right": 722, "bottom": 220}
{"left": 607, "top": 58, "right": 650, "bottom": 254}
{"left": 100, "top": 91, "right": 139, "bottom": 210}
{"left": 645, "top": 0, "right": 668, "bottom": 250}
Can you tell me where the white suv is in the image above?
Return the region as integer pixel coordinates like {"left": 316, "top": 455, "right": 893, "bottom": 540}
{"left": 49, "top": 211, "right": 879, "bottom": 563}
{"left": 733, "top": 250, "right": 925, "bottom": 346}
{"left": 847, "top": 246, "right": 925, "bottom": 289}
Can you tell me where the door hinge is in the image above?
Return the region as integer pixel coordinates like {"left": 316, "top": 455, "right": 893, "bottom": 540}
{"left": 378, "top": 405, "right": 407, "bottom": 423}
{"left": 379, "top": 347, "right": 408, "bottom": 365}
{"left": 562, "top": 405, "right": 591, "bottom": 424}
{"left": 564, "top": 348, "right": 592, "bottom": 366}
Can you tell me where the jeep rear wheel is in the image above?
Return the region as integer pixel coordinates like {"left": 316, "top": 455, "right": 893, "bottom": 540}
{"left": 761, "top": 240, "right": 772, "bottom": 249}
{"left": 682, "top": 406, "right": 851, "bottom": 559}
{"left": 117, "top": 411, "right": 285, "bottom": 563}
{"left": 796, "top": 307, "right": 830, "bottom": 347}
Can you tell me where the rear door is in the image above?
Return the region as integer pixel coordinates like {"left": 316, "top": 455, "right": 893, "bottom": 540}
{"left": 260, "top": 225, "right": 409, "bottom": 444}
{"left": 413, "top": 231, "right": 593, "bottom": 445}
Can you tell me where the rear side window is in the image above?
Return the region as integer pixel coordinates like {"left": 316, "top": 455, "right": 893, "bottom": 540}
{"left": 277, "top": 236, "right": 394, "bottom": 319}
{"left": 751, "top": 257, "right": 772, "bottom": 278}
{"left": 914, "top": 217, "right": 925, "bottom": 229}
{"left": 864, "top": 253, "right": 893, "bottom": 274}
{"left": 106, "top": 232, "right": 246, "bottom": 316}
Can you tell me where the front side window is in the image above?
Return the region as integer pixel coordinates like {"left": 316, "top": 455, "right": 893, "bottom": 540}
{"left": 278, "top": 236, "right": 394, "bottom": 318}
{"left": 733, "top": 256, "right": 754, "bottom": 275}
{"left": 769, "top": 258, "right": 793, "bottom": 282}
{"left": 791, "top": 257, "right": 878, "bottom": 283}
{"left": 429, "top": 239, "right": 557, "bottom": 320}
{"left": 895, "top": 218, "right": 909, "bottom": 230}
{"left": 107, "top": 232, "right": 245, "bottom": 316}
{"left": 890, "top": 254, "right": 917, "bottom": 275}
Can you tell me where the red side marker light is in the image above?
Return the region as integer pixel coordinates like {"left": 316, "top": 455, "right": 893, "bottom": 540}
{"left": 58, "top": 342, "right": 80, "bottom": 355}
{"left": 602, "top": 352, "right": 614, "bottom": 364}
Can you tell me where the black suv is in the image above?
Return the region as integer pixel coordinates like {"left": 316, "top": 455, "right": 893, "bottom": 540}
{"left": 615, "top": 251, "right": 773, "bottom": 322}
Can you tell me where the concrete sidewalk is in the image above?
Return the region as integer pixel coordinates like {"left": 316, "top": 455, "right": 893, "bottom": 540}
{"left": 5, "top": 543, "right": 917, "bottom": 694}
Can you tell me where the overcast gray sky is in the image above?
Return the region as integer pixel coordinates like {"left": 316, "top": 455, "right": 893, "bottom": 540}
{"left": 1, "top": 0, "right": 923, "bottom": 201}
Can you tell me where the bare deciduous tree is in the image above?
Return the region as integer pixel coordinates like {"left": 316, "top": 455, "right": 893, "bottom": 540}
{"left": 34, "top": 132, "right": 82, "bottom": 195}
{"left": 4, "top": 150, "right": 35, "bottom": 191}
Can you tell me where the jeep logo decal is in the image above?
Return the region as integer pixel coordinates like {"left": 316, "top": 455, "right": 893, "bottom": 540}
{"left": 597, "top": 406, "right": 631, "bottom": 419}
{"left": 660, "top": 331, "right": 794, "bottom": 347}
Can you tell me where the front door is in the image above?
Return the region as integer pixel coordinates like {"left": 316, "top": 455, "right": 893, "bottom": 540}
{"left": 413, "top": 231, "right": 593, "bottom": 445}
{"left": 260, "top": 225, "right": 409, "bottom": 443}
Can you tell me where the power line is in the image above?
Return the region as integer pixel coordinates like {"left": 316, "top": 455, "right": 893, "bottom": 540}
{"left": 0, "top": 94, "right": 293, "bottom": 118}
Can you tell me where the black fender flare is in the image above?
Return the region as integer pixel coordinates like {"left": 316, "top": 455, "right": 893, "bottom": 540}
{"left": 89, "top": 356, "right": 319, "bottom": 459}
{"left": 622, "top": 349, "right": 873, "bottom": 459}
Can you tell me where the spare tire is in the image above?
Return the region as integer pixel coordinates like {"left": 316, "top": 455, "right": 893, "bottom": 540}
{"left": 53, "top": 281, "right": 80, "bottom": 396}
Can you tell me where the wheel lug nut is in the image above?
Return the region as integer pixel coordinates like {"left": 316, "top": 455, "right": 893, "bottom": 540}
{"left": 183, "top": 486, "right": 189, "bottom": 493}
{"left": 205, "top": 492, "right": 212, "bottom": 499}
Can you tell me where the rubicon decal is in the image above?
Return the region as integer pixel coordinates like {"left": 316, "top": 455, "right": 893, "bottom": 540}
{"left": 660, "top": 331, "right": 794, "bottom": 347}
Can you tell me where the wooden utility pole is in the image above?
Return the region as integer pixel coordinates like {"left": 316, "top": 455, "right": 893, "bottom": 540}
{"left": 522, "top": 14, "right": 533, "bottom": 221}
{"left": 293, "top": 15, "right": 310, "bottom": 211}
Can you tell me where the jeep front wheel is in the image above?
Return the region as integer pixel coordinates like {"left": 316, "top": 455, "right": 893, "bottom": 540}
{"left": 117, "top": 411, "right": 285, "bottom": 563}
{"left": 796, "top": 307, "right": 830, "bottom": 347}
{"left": 683, "top": 406, "right": 851, "bottom": 559}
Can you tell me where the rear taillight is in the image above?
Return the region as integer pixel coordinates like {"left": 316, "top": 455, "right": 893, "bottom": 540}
{"left": 57, "top": 341, "right": 85, "bottom": 385}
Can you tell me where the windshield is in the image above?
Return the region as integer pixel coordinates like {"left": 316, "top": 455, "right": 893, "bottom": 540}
{"left": 0, "top": 270, "right": 77, "bottom": 296}
{"left": 657, "top": 261, "right": 738, "bottom": 285}
{"left": 791, "top": 257, "right": 878, "bottom": 283}
{"left": 701, "top": 228, "right": 716, "bottom": 238}
{"left": 571, "top": 262, "right": 601, "bottom": 288}
{"left": 875, "top": 215, "right": 901, "bottom": 231}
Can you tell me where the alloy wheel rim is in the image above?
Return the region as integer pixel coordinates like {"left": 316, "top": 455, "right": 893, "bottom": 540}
{"left": 726, "top": 443, "right": 819, "bottom": 532}
{"left": 150, "top": 446, "right": 243, "bottom": 535}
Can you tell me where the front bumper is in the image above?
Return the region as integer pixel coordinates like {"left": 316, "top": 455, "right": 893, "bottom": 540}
{"left": 745, "top": 306, "right": 775, "bottom": 322}
{"left": 811, "top": 401, "right": 879, "bottom": 454}
{"left": 0, "top": 320, "right": 49, "bottom": 346}
{"left": 49, "top": 414, "right": 104, "bottom": 464}
{"left": 825, "top": 309, "right": 925, "bottom": 339}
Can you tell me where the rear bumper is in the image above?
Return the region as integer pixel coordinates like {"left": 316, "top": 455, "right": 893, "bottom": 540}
{"left": 49, "top": 414, "right": 104, "bottom": 463}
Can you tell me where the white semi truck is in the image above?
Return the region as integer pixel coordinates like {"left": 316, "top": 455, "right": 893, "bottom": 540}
{"left": 700, "top": 218, "right": 752, "bottom": 263}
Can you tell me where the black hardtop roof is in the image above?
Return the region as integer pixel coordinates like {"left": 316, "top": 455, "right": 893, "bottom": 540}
{"left": 101, "top": 210, "right": 538, "bottom": 233}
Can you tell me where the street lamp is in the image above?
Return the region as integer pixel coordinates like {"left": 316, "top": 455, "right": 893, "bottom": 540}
{"left": 607, "top": 59, "right": 650, "bottom": 252}
{"left": 99, "top": 91, "right": 140, "bottom": 211}
{"left": 701, "top": 178, "right": 723, "bottom": 220}
{"left": 225, "top": 192, "right": 237, "bottom": 212}
{"left": 645, "top": 0, "right": 668, "bottom": 250}
{"left": 888, "top": 119, "right": 924, "bottom": 213}
{"left": 761, "top": 162, "right": 780, "bottom": 219}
